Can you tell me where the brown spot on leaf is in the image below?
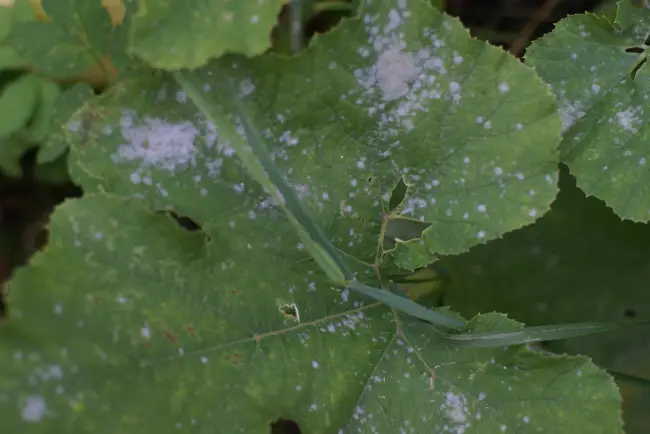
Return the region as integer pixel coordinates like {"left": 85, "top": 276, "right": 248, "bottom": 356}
{"left": 164, "top": 330, "right": 176, "bottom": 345}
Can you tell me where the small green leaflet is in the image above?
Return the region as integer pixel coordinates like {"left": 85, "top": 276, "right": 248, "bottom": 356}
{"left": 37, "top": 82, "right": 95, "bottom": 164}
{"left": 526, "top": 0, "right": 650, "bottom": 221}
{"left": 8, "top": 0, "right": 113, "bottom": 79}
{"left": 0, "top": 73, "right": 43, "bottom": 177}
{"left": 21, "top": 78, "right": 62, "bottom": 144}
{"left": 0, "top": 3, "right": 27, "bottom": 69}
{"left": 125, "top": 0, "right": 288, "bottom": 69}
{"left": 0, "top": 73, "right": 40, "bottom": 139}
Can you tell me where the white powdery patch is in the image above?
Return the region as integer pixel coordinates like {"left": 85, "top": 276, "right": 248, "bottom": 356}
{"left": 21, "top": 395, "right": 47, "bottom": 422}
{"left": 615, "top": 107, "right": 642, "bottom": 133}
{"left": 117, "top": 111, "right": 200, "bottom": 172}
{"left": 440, "top": 391, "right": 471, "bottom": 434}
{"left": 559, "top": 99, "right": 585, "bottom": 132}
{"left": 239, "top": 78, "right": 255, "bottom": 97}
{"left": 351, "top": 4, "right": 463, "bottom": 135}
{"left": 376, "top": 48, "right": 419, "bottom": 101}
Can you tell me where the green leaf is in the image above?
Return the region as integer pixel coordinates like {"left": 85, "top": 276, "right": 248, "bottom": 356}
{"left": 447, "top": 320, "right": 632, "bottom": 348}
{"left": 0, "top": 73, "right": 40, "bottom": 139}
{"left": 34, "top": 151, "right": 71, "bottom": 185}
{"left": 0, "top": 4, "right": 13, "bottom": 41}
{"left": 525, "top": 1, "right": 650, "bottom": 221}
{"left": 21, "top": 78, "right": 62, "bottom": 144}
{"left": 68, "top": 0, "right": 561, "bottom": 275}
{"left": 438, "top": 165, "right": 650, "bottom": 432}
{"left": 0, "top": 137, "right": 30, "bottom": 176}
{"left": 8, "top": 0, "right": 113, "bottom": 79}
{"left": 0, "top": 45, "right": 27, "bottom": 69}
{"left": 107, "top": 0, "right": 138, "bottom": 71}
{"left": 348, "top": 280, "right": 465, "bottom": 328}
{"left": 9, "top": 0, "right": 37, "bottom": 23}
{"left": 1, "top": 194, "right": 622, "bottom": 433}
{"left": 126, "top": 0, "right": 288, "bottom": 69}
{"left": 37, "top": 82, "right": 95, "bottom": 164}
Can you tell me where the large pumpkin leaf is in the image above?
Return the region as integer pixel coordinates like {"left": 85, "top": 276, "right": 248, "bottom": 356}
{"left": 67, "top": 0, "right": 561, "bottom": 272}
{"left": 525, "top": 1, "right": 650, "bottom": 221}
{"left": 0, "top": 194, "right": 622, "bottom": 433}
{"left": 438, "top": 166, "right": 650, "bottom": 433}
{"left": 125, "top": 0, "right": 288, "bottom": 69}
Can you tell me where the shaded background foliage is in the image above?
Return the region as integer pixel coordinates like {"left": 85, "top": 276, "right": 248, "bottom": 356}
{"left": 0, "top": 0, "right": 648, "bottom": 432}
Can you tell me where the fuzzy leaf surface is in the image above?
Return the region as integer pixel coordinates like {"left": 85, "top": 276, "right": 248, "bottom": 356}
{"left": 1, "top": 194, "right": 622, "bottom": 433}
{"left": 525, "top": 1, "right": 650, "bottom": 221}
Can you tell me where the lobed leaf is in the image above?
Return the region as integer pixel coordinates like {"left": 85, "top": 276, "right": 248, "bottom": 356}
{"left": 439, "top": 166, "right": 650, "bottom": 432}
{"left": 1, "top": 195, "right": 622, "bottom": 433}
{"left": 526, "top": 1, "right": 650, "bottom": 221}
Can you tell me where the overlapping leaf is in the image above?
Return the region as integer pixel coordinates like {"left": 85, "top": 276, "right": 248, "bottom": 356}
{"left": 1, "top": 194, "right": 622, "bottom": 433}
{"left": 0, "top": 73, "right": 41, "bottom": 176}
{"left": 0, "top": 0, "right": 32, "bottom": 69}
{"left": 125, "top": 0, "right": 288, "bottom": 69}
{"left": 8, "top": 0, "right": 113, "bottom": 79}
{"left": 438, "top": 167, "right": 650, "bottom": 433}
{"left": 526, "top": 1, "right": 650, "bottom": 221}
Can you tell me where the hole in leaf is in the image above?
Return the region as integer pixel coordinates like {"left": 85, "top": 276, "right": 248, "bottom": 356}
{"left": 624, "top": 308, "right": 637, "bottom": 318}
{"left": 160, "top": 211, "right": 211, "bottom": 242}
{"left": 277, "top": 300, "right": 300, "bottom": 323}
{"left": 645, "top": 33, "right": 650, "bottom": 46}
{"left": 630, "top": 56, "right": 647, "bottom": 79}
{"left": 306, "top": 2, "right": 356, "bottom": 39}
{"left": 625, "top": 47, "right": 645, "bottom": 54}
{"left": 162, "top": 211, "right": 202, "bottom": 232}
{"left": 388, "top": 177, "right": 409, "bottom": 211}
{"left": 383, "top": 217, "right": 432, "bottom": 250}
{"left": 270, "top": 418, "right": 301, "bottom": 434}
